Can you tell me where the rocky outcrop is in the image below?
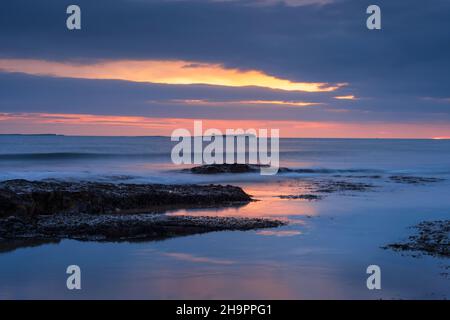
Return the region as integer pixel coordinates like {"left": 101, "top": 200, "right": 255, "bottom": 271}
{"left": 389, "top": 176, "right": 444, "bottom": 184}
{"left": 0, "top": 179, "right": 252, "bottom": 218}
{"left": 0, "top": 214, "right": 285, "bottom": 243}
{"left": 278, "top": 194, "right": 323, "bottom": 200}
{"left": 310, "top": 180, "right": 375, "bottom": 193}
{"left": 383, "top": 220, "right": 449, "bottom": 258}
{"left": 187, "top": 163, "right": 265, "bottom": 174}
{"left": 0, "top": 179, "right": 287, "bottom": 247}
{"left": 186, "top": 163, "right": 292, "bottom": 174}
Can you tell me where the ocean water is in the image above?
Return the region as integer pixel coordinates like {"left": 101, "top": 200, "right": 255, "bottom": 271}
{"left": 1, "top": 135, "right": 450, "bottom": 183}
{"left": 0, "top": 135, "right": 449, "bottom": 299}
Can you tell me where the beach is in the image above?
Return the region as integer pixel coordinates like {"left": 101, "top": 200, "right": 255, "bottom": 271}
{"left": 0, "top": 135, "right": 449, "bottom": 299}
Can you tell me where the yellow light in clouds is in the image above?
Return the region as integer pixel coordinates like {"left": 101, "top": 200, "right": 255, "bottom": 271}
{"left": 243, "top": 100, "right": 321, "bottom": 106}
{"left": 0, "top": 59, "right": 343, "bottom": 92}
{"left": 334, "top": 95, "right": 355, "bottom": 100}
{"left": 170, "top": 99, "right": 320, "bottom": 107}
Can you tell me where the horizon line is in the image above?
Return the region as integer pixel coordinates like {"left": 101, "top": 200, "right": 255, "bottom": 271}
{"left": 0, "top": 134, "right": 449, "bottom": 140}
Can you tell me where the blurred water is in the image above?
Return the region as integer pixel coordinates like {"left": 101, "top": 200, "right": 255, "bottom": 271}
{"left": 1, "top": 135, "right": 450, "bottom": 183}
{"left": 0, "top": 136, "right": 449, "bottom": 299}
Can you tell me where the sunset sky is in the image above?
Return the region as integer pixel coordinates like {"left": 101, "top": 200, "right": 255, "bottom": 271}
{"left": 1, "top": 0, "right": 449, "bottom": 138}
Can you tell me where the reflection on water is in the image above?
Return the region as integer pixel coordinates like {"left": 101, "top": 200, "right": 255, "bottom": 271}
{"left": 0, "top": 178, "right": 449, "bottom": 299}
{"left": 1, "top": 138, "right": 450, "bottom": 299}
{"left": 162, "top": 252, "right": 236, "bottom": 265}
{"left": 256, "top": 230, "right": 302, "bottom": 237}
{"left": 168, "top": 180, "right": 319, "bottom": 218}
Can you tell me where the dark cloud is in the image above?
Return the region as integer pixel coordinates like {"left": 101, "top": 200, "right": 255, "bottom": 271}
{"left": 1, "top": 72, "right": 449, "bottom": 123}
{"left": 0, "top": 0, "right": 449, "bottom": 122}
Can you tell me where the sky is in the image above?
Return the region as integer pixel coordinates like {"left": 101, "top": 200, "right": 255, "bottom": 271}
{"left": 0, "top": 0, "right": 449, "bottom": 138}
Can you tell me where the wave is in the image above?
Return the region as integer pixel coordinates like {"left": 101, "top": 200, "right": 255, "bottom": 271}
{"left": 0, "top": 152, "right": 169, "bottom": 161}
{"left": 181, "top": 164, "right": 450, "bottom": 179}
{"left": 284, "top": 168, "right": 384, "bottom": 174}
{"left": 286, "top": 167, "right": 450, "bottom": 176}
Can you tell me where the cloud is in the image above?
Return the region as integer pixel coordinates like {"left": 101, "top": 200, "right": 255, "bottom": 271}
{"left": 0, "top": 0, "right": 450, "bottom": 134}
{"left": 1, "top": 72, "right": 450, "bottom": 125}
{"left": 200, "top": 0, "right": 335, "bottom": 7}
{"left": 0, "top": 0, "right": 448, "bottom": 100}
{"left": 0, "top": 58, "right": 343, "bottom": 92}
{"left": 165, "top": 99, "right": 322, "bottom": 106}
{"left": 1, "top": 1, "right": 449, "bottom": 96}
{"left": 334, "top": 95, "right": 356, "bottom": 100}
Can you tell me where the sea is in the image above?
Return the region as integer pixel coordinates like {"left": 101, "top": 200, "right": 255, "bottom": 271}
{"left": 0, "top": 135, "right": 449, "bottom": 299}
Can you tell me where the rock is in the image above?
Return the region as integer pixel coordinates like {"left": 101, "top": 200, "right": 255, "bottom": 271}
{"left": 0, "top": 179, "right": 252, "bottom": 218}
{"left": 278, "top": 194, "right": 323, "bottom": 201}
{"left": 311, "top": 180, "right": 375, "bottom": 193}
{"left": 333, "top": 175, "right": 382, "bottom": 179}
{"left": 187, "top": 163, "right": 291, "bottom": 174}
{"left": 188, "top": 163, "right": 264, "bottom": 174}
{"left": 383, "top": 220, "right": 450, "bottom": 258}
{"left": 0, "top": 214, "right": 286, "bottom": 244}
{"left": 0, "top": 180, "right": 288, "bottom": 250}
{"left": 389, "top": 176, "right": 444, "bottom": 184}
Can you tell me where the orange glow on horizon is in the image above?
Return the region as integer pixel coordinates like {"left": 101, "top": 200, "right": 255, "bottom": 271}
{"left": 0, "top": 58, "right": 344, "bottom": 92}
{"left": 1, "top": 112, "right": 450, "bottom": 139}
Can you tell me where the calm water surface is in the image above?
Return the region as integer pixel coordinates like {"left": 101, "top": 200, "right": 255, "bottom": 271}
{"left": 0, "top": 136, "right": 449, "bottom": 299}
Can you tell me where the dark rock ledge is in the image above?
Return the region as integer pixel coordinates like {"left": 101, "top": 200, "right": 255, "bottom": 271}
{"left": 383, "top": 220, "right": 449, "bottom": 258}
{"left": 389, "top": 176, "right": 445, "bottom": 184}
{"left": 0, "top": 179, "right": 252, "bottom": 218}
{"left": 0, "top": 179, "right": 285, "bottom": 246}
{"left": 278, "top": 194, "right": 324, "bottom": 201}
{"left": 185, "top": 163, "right": 291, "bottom": 174}
{"left": 0, "top": 214, "right": 285, "bottom": 243}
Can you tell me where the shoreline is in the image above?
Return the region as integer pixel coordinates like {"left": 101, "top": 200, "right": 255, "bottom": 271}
{"left": 0, "top": 179, "right": 284, "bottom": 247}
{"left": 0, "top": 179, "right": 253, "bottom": 218}
{"left": 0, "top": 166, "right": 449, "bottom": 298}
{"left": 0, "top": 214, "right": 285, "bottom": 247}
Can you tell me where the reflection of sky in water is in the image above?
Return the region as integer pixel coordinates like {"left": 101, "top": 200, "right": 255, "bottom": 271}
{"left": 3, "top": 137, "right": 450, "bottom": 183}
{"left": 1, "top": 137, "right": 450, "bottom": 299}
{"left": 1, "top": 179, "right": 449, "bottom": 299}
{"left": 168, "top": 180, "right": 319, "bottom": 218}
